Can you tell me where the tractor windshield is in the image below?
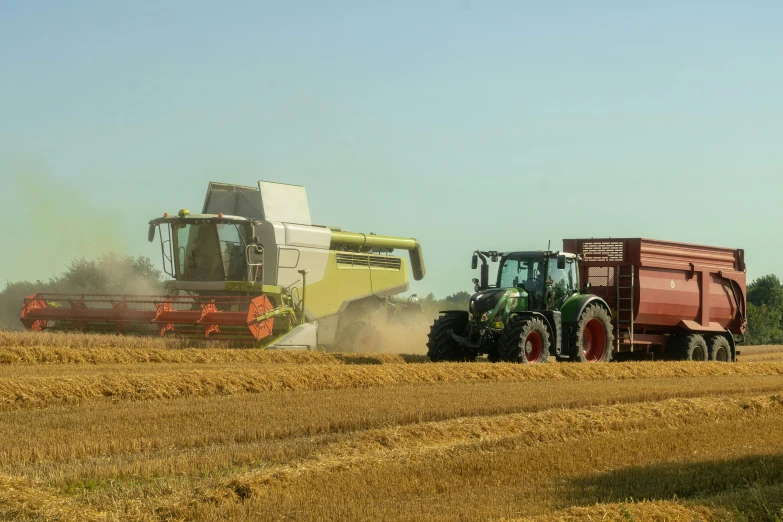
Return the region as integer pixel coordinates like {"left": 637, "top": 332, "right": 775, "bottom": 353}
{"left": 172, "top": 221, "right": 249, "bottom": 281}
{"left": 497, "top": 254, "right": 545, "bottom": 289}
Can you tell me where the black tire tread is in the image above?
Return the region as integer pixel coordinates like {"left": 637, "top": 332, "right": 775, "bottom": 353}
{"left": 673, "top": 333, "right": 708, "bottom": 361}
{"left": 427, "top": 314, "right": 470, "bottom": 362}
{"left": 707, "top": 335, "right": 731, "bottom": 362}
{"left": 498, "top": 315, "right": 550, "bottom": 364}
{"left": 570, "top": 304, "right": 614, "bottom": 363}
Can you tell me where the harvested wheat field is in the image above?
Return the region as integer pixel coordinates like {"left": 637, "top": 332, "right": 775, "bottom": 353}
{"left": 1, "top": 332, "right": 783, "bottom": 521}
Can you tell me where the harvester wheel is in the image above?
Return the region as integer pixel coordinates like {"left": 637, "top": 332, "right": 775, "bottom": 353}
{"left": 427, "top": 314, "right": 471, "bottom": 362}
{"left": 498, "top": 315, "right": 550, "bottom": 364}
{"left": 707, "top": 335, "right": 731, "bottom": 362}
{"left": 336, "top": 321, "right": 381, "bottom": 353}
{"left": 673, "top": 333, "right": 708, "bottom": 361}
{"left": 570, "top": 304, "right": 614, "bottom": 363}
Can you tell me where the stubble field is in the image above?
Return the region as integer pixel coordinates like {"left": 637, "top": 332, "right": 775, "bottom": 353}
{"left": 1, "top": 331, "right": 783, "bottom": 521}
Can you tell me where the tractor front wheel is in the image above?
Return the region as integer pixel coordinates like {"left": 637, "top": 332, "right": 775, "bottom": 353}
{"left": 427, "top": 314, "right": 471, "bottom": 362}
{"left": 570, "top": 304, "right": 614, "bottom": 362}
{"left": 498, "top": 315, "right": 550, "bottom": 364}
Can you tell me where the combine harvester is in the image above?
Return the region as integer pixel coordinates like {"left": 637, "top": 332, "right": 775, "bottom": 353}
{"left": 21, "top": 181, "right": 425, "bottom": 351}
{"left": 428, "top": 238, "right": 746, "bottom": 363}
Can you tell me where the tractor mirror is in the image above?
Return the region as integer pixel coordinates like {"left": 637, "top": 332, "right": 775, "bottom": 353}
{"left": 147, "top": 224, "right": 156, "bottom": 242}
{"left": 557, "top": 255, "right": 566, "bottom": 270}
{"left": 471, "top": 253, "right": 478, "bottom": 270}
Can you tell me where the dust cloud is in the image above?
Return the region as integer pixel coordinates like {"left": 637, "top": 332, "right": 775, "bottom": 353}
{"left": 366, "top": 310, "right": 437, "bottom": 355}
{"left": 0, "top": 163, "right": 162, "bottom": 330}
{"left": 1, "top": 163, "right": 130, "bottom": 283}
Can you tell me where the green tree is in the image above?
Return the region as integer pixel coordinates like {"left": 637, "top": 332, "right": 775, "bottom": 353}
{"left": 745, "top": 302, "right": 783, "bottom": 345}
{"left": 747, "top": 274, "right": 783, "bottom": 309}
{"left": 745, "top": 275, "right": 783, "bottom": 345}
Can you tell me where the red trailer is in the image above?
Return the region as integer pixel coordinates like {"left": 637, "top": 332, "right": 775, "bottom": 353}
{"left": 562, "top": 238, "right": 746, "bottom": 361}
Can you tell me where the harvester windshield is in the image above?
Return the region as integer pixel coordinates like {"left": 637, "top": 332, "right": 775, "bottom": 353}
{"left": 171, "top": 221, "right": 249, "bottom": 281}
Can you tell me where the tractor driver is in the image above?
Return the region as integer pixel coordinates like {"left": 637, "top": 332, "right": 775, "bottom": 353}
{"left": 529, "top": 260, "right": 547, "bottom": 307}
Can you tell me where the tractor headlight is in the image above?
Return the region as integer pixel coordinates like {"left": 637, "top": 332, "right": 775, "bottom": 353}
{"left": 480, "top": 312, "right": 490, "bottom": 322}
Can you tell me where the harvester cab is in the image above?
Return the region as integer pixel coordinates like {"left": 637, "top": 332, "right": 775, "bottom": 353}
{"left": 427, "top": 249, "right": 613, "bottom": 364}
{"left": 22, "top": 180, "right": 426, "bottom": 352}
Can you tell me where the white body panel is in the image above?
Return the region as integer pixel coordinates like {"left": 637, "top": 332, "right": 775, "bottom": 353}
{"left": 258, "top": 181, "right": 312, "bottom": 225}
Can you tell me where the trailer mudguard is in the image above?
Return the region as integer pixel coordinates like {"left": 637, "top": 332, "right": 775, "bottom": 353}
{"left": 725, "top": 329, "right": 738, "bottom": 362}
{"left": 510, "top": 311, "right": 562, "bottom": 357}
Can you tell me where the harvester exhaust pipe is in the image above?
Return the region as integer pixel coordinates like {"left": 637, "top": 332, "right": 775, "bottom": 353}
{"left": 330, "top": 231, "right": 426, "bottom": 280}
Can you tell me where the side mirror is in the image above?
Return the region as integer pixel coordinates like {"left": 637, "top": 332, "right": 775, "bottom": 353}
{"left": 147, "top": 224, "right": 156, "bottom": 243}
{"left": 557, "top": 255, "right": 566, "bottom": 270}
{"left": 471, "top": 253, "right": 478, "bottom": 270}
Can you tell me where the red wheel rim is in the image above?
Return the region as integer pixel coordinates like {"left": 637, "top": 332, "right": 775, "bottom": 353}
{"left": 522, "top": 331, "right": 543, "bottom": 363}
{"left": 583, "top": 319, "right": 606, "bottom": 362}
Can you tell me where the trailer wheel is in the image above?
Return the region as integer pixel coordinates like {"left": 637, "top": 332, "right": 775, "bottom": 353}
{"left": 570, "top": 304, "right": 614, "bottom": 362}
{"left": 427, "top": 314, "right": 471, "bottom": 362}
{"left": 673, "top": 333, "right": 708, "bottom": 361}
{"left": 498, "top": 315, "right": 550, "bottom": 364}
{"left": 707, "top": 335, "right": 731, "bottom": 362}
{"left": 336, "top": 321, "right": 381, "bottom": 353}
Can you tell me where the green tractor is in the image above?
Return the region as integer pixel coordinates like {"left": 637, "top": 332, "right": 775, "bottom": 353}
{"left": 427, "top": 250, "right": 614, "bottom": 363}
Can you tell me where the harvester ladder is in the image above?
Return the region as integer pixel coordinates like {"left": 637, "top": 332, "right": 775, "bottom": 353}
{"left": 615, "top": 265, "right": 634, "bottom": 350}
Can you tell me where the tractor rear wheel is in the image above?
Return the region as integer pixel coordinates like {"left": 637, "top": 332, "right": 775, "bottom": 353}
{"left": 707, "top": 335, "right": 731, "bottom": 362}
{"left": 427, "top": 314, "right": 471, "bottom": 362}
{"left": 335, "top": 321, "right": 381, "bottom": 353}
{"left": 498, "top": 315, "right": 550, "bottom": 364}
{"left": 673, "top": 333, "right": 708, "bottom": 361}
{"left": 570, "top": 304, "right": 614, "bottom": 362}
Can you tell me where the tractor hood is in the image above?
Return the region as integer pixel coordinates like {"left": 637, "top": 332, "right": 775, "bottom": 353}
{"left": 469, "top": 288, "right": 506, "bottom": 317}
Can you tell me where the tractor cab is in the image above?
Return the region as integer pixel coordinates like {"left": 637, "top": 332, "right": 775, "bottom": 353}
{"left": 469, "top": 250, "right": 579, "bottom": 323}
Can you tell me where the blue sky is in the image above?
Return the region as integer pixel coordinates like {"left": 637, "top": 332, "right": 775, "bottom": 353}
{"left": 1, "top": 1, "right": 781, "bottom": 297}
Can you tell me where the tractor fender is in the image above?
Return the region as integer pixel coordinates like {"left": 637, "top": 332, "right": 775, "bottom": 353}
{"left": 509, "top": 311, "right": 562, "bottom": 357}
{"left": 560, "top": 294, "right": 612, "bottom": 325}
{"left": 438, "top": 310, "right": 470, "bottom": 320}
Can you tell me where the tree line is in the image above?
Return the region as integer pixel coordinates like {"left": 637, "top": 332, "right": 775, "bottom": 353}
{"left": 1, "top": 255, "right": 781, "bottom": 345}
